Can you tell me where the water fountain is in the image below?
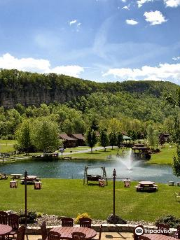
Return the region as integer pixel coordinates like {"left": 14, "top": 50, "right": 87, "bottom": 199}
{"left": 109, "top": 148, "right": 176, "bottom": 183}
{"left": 116, "top": 148, "right": 140, "bottom": 171}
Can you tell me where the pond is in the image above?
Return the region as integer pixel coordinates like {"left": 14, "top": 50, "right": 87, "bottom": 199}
{"left": 0, "top": 157, "right": 179, "bottom": 183}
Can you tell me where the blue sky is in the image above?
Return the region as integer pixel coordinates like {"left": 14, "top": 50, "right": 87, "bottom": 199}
{"left": 0, "top": 0, "right": 180, "bottom": 83}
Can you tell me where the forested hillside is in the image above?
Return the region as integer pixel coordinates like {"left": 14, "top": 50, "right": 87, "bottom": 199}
{"left": 0, "top": 69, "right": 179, "bottom": 140}
{"left": 0, "top": 69, "right": 178, "bottom": 108}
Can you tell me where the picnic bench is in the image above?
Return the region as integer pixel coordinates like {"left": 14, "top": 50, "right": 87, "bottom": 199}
{"left": 0, "top": 174, "right": 8, "bottom": 180}
{"left": 21, "top": 175, "right": 40, "bottom": 185}
{"left": 136, "top": 181, "right": 158, "bottom": 192}
{"left": 11, "top": 174, "right": 22, "bottom": 179}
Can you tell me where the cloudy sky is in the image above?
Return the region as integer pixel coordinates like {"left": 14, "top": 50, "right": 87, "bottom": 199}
{"left": 0, "top": 0, "right": 180, "bottom": 83}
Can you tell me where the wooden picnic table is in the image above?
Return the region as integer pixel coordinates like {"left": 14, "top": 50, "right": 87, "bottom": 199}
{"left": 11, "top": 174, "right": 23, "bottom": 179}
{"left": 143, "top": 234, "right": 176, "bottom": 240}
{"left": 0, "top": 224, "right": 12, "bottom": 236}
{"left": 136, "top": 181, "right": 158, "bottom": 192}
{"left": 51, "top": 226, "right": 97, "bottom": 239}
{"left": 21, "top": 175, "right": 39, "bottom": 184}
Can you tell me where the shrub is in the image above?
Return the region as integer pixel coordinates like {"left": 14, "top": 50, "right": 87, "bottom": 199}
{"left": 19, "top": 210, "right": 37, "bottom": 224}
{"left": 155, "top": 215, "right": 180, "bottom": 228}
{"left": 75, "top": 213, "right": 91, "bottom": 224}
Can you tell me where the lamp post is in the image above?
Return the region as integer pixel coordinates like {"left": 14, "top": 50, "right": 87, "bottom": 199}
{"left": 10, "top": 170, "right": 41, "bottom": 226}
{"left": 24, "top": 170, "right": 28, "bottom": 226}
{"left": 113, "top": 168, "right": 116, "bottom": 220}
{"left": 107, "top": 168, "right": 126, "bottom": 224}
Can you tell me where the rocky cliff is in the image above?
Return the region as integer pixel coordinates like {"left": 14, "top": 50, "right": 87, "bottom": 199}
{"left": 0, "top": 69, "right": 97, "bottom": 108}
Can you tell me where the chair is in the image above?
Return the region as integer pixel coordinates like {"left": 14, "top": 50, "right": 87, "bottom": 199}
{"left": 139, "top": 237, "right": 151, "bottom": 240}
{"left": 16, "top": 225, "right": 26, "bottom": 240}
{"left": 8, "top": 214, "right": 19, "bottom": 239}
{"left": 174, "top": 225, "right": 180, "bottom": 239}
{"left": 0, "top": 211, "right": 8, "bottom": 224}
{"left": 93, "top": 225, "right": 102, "bottom": 240}
{"left": 71, "top": 232, "right": 86, "bottom": 240}
{"left": 157, "top": 223, "right": 170, "bottom": 235}
{"left": 41, "top": 221, "right": 48, "bottom": 240}
{"left": 61, "top": 217, "right": 73, "bottom": 227}
{"left": 79, "top": 218, "right": 92, "bottom": 228}
{"left": 48, "top": 231, "right": 61, "bottom": 240}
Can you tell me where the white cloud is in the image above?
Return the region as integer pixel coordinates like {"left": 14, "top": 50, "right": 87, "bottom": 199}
{"left": 126, "top": 19, "right": 138, "bottom": 25}
{"left": 50, "top": 65, "right": 84, "bottom": 77}
{"left": 172, "top": 56, "right": 180, "bottom": 61}
{"left": 0, "top": 53, "right": 50, "bottom": 72}
{"left": 69, "top": 20, "right": 82, "bottom": 32}
{"left": 164, "top": 0, "right": 180, "bottom": 7}
{"left": 103, "top": 63, "right": 180, "bottom": 82}
{"left": 122, "top": 5, "right": 130, "bottom": 10}
{"left": 0, "top": 53, "right": 84, "bottom": 78}
{"left": 69, "top": 20, "right": 77, "bottom": 25}
{"left": 144, "top": 11, "right": 167, "bottom": 25}
{"left": 137, "top": 0, "right": 154, "bottom": 7}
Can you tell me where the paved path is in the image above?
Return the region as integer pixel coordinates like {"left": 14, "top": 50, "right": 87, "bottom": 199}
{"left": 62, "top": 146, "right": 117, "bottom": 156}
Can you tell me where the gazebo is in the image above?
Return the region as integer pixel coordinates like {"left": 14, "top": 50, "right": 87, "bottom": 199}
{"left": 131, "top": 144, "right": 151, "bottom": 160}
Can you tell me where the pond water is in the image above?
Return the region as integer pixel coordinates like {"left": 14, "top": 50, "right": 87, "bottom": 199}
{"left": 0, "top": 157, "right": 179, "bottom": 183}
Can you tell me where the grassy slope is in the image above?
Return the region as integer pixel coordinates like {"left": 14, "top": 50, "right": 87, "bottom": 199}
{"left": 0, "top": 140, "right": 16, "bottom": 153}
{"left": 149, "top": 144, "right": 176, "bottom": 165}
{"left": 65, "top": 148, "right": 121, "bottom": 160}
{"left": 0, "top": 178, "right": 180, "bottom": 222}
{"left": 66, "top": 145, "right": 176, "bottom": 164}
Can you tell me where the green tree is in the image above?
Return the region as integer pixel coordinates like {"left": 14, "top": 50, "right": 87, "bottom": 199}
{"left": 173, "top": 145, "right": 180, "bottom": 177}
{"left": 100, "top": 130, "right": 109, "bottom": 151}
{"left": 86, "top": 129, "right": 97, "bottom": 153}
{"left": 147, "top": 125, "right": 159, "bottom": 149}
{"left": 32, "top": 119, "right": 60, "bottom": 153}
{"left": 15, "top": 120, "right": 32, "bottom": 155}
{"left": 166, "top": 88, "right": 180, "bottom": 177}
{"left": 117, "top": 132, "right": 123, "bottom": 148}
{"left": 90, "top": 119, "right": 99, "bottom": 131}
{"left": 109, "top": 132, "right": 117, "bottom": 150}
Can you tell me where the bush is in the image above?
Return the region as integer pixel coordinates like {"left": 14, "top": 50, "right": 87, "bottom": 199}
{"left": 75, "top": 213, "right": 91, "bottom": 224}
{"left": 1, "top": 134, "right": 15, "bottom": 140}
{"left": 155, "top": 215, "right": 180, "bottom": 228}
{"left": 19, "top": 211, "right": 37, "bottom": 224}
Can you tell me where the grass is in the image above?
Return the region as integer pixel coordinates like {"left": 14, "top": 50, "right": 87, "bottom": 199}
{"left": 63, "top": 146, "right": 90, "bottom": 153}
{"left": 149, "top": 144, "right": 176, "bottom": 165}
{"left": 64, "top": 148, "right": 123, "bottom": 160}
{"left": 0, "top": 140, "right": 17, "bottom": 153}
{"left": 65, "top": 144, "right": 176, "bottom": 165}
{"left": 0, "top": 139, "right": 176, "bottom": 165}
{"left": 0, "top": 178, "right": 180, "bottom": 222}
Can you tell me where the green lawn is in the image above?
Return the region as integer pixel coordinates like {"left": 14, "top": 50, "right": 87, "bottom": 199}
{"left": 63, "top": 146, "right": 90, "bottom": 153}
{"left": 0, "top": 139, "right": 177, "bottom": 165}
{"left": 64, "top": 148, "right": 123, "bottom": 160}
{"left": 0, "top": 178, "right": 180, "bottom": 222}
{"left": 149, "top": 144, "right": 176, "bottom": 165}
{"left": 0, "top": 140, "right": 16, "bottom": 153}
{"left": 65, "top": 144, "right": 176, "bottom": 165}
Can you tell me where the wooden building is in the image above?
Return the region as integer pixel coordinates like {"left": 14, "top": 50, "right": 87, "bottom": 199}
{"left": 59, "top": 133, "right": 77, "bottom": 148}
{"left": 70, "top": 134, "right": 86, "bottom": 146}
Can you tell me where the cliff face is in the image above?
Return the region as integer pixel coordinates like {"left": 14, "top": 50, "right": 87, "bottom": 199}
{"left": 0, "top": 85, "right": 87, "bottom": 108}
{"left": 0, "top": 69, "right": 95, "bottom": 108}
{"left": 0, "top": 69, "right": 178, "bottom": 109}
